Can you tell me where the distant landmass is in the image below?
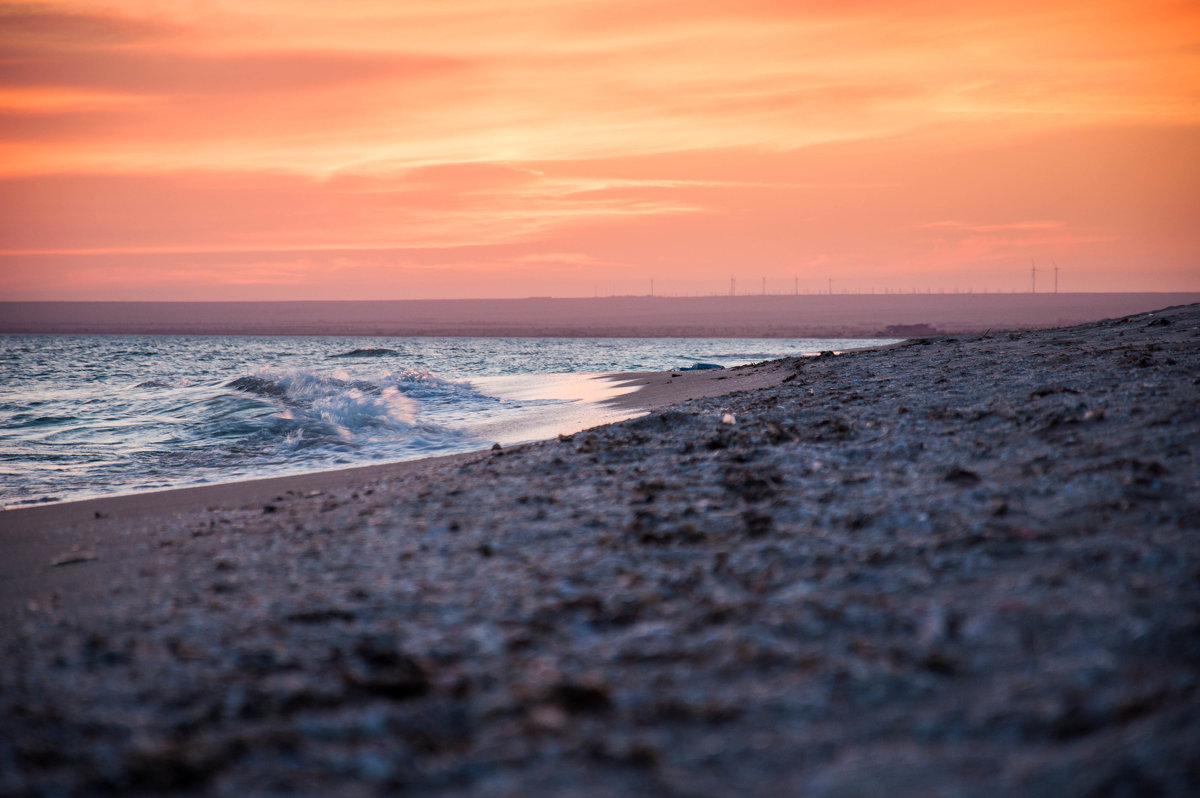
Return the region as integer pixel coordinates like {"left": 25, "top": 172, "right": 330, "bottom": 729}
{"left": 2, "top": 294, "right": 1197, "bottom": 338}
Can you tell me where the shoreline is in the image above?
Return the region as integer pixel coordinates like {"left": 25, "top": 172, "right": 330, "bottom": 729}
{"left": 5, "top": 293, "right": 1198, "bottom": 338}
{"left": 0, "top": 356, "right": 805, "bottom": 619}
{"left": 0, "top": 354, "right": 799, "bottom": 517}
{"left": 0, "top": 336, "right": 884, "bottom": 514}
{"left": 2, "top": 304, "right": 1196, "bottom": 795}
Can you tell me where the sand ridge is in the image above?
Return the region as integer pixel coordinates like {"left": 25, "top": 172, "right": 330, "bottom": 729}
{"left": 1, "top": 304, "right": 1198, "bottom": 795}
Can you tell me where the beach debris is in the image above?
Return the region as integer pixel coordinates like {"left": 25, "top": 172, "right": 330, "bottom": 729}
{"left": 918, "top": 604, "right": 962, "bottom": 646}
{"left": 764, "top": 420, "right": 797, "bottom": 444}
{"left": 548, "top": 677, "right": 613, "bottom": 714}
{"left": 920, "top": 650, "right": 961, "bottom": 675}
{"left": 528, "top": 703, "right": 569, "bottom": 732}
{"left": 1029, "top": 385, "right": 1081, "bottom": 399}
{"left": 706, "top": 434, "right": 730, "bottom": 450}
{"left": 723, "top": 466, "right": 781, "bottom": 502}
{"left": 742, "top": 509, "right": 773, "bottom": 537}
{"left": 627, "top": 409, "right": 694, "bottom": 433}
{"left": 50, "top": 552, "right": 98, "bottom": 567}
{"left": 721, "top": 413, "right": 737, "bottom": 425}
{"left": 944, "top": 466, "right": 982, "bottom": 486}
{"left": 285, "top": 607, "right": 356, "bottom": 624}
{"left": 341, "top": 636, "right": 430, "bottom": 701}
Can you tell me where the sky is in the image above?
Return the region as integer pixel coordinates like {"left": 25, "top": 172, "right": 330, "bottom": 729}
{"left": 1, "top": 0, "right": 1197, "bottom": 300}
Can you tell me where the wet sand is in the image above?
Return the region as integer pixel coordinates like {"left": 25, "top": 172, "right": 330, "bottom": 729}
{"left": 2, "top": 304, "right": 1198, "bottom": 796}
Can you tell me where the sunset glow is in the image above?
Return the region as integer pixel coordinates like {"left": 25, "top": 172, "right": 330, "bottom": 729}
{"left": 2, "top": 0, "right": 1198, "bottom": 299}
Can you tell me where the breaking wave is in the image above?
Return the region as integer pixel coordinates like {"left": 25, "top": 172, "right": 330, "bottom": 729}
{"left": 215, "top": 367, "right": 497, "bottom": 460}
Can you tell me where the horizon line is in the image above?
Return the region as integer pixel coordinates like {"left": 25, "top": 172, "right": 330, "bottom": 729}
{"left": 4, "top": 290, "right": 1200, "bottom": 304}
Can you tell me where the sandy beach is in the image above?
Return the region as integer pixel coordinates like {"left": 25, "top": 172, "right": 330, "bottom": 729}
{"left": 2, "top": 303, "right": 1198, "bottom": 795}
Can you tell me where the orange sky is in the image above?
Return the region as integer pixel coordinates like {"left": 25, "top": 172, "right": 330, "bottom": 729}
{"left": 1, "top": 0, "right": 1198, "bottom": 300}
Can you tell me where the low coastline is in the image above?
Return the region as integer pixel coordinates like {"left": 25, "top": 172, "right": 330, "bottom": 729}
{"left": 0, "top": 359, "right": 797, "bottom": 619}
{"left": 5, "top": 292, "right": 1200, "bottom": 337}
{"left": 2, "top": 305, "right": 1197, "bottom": 795}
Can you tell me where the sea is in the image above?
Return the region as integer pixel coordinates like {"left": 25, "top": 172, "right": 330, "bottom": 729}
{"left": 0, "top": 334, "right": 891, "bottom": 508}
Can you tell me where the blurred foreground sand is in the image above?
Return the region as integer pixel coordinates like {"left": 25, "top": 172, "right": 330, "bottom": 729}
{"left": 2, "top": 303, "right": 1198, "bottom": 796}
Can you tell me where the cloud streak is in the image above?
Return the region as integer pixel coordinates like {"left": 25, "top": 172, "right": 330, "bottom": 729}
{"left": 1, "top": 0, "right": 1197, "bottom": 297}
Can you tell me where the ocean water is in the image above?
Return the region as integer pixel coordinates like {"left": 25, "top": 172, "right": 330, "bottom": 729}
{"left": 0, "top": 334, "right": 890, "bottom": 507}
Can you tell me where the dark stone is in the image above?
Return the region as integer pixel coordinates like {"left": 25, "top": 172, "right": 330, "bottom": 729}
{"left": 944, "top": 466, "right": 981, "bottom": 486}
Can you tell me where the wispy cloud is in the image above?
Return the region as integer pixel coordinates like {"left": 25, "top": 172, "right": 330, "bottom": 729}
{"left": 0, "top": 49, "right": 464, "bottom": 96}
{"left": 912, "top": 220, "right": 1068, "bottom": 233}
{"left": 1, "top": 0, "right": 1197, "bottom": 297}
{"left": 0, "top": 4, "right": 176, "bottom": 47}
{"left": 4, "top": 0, "right": 1196, "bottom": 178}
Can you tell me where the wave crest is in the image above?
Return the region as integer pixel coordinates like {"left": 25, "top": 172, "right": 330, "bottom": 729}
{"left": 328, "top": 347, "right": 398, "bottom": 359}
{"left": 214, "top": 366, "right": 499, "bottom": 462}
{"left": 226, "top": 375, "right": 289, "bottom": 397}
{"left": 226, "top": 368, "right": 418, "bottom": 430}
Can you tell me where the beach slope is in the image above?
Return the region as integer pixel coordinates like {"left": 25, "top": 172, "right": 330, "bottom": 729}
{"left": 2, "top": 304, "right": 1198, "bottom": 796}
